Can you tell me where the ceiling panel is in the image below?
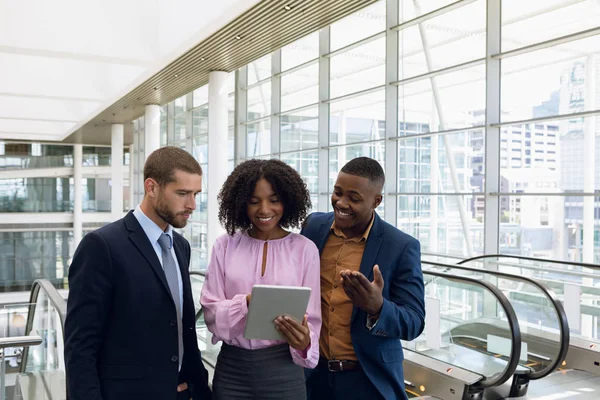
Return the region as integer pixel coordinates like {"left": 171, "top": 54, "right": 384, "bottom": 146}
{"left": 64, "top": 0, "right": 379, "bottom": 145}
{"left": 0, "top": 95, "right": 102, "bottom": 122}
{"left": 0, "top": 119, "right": 77, "bottom": 135}
{"left": 0, "top": 0, "right": 264, "bottom": 143}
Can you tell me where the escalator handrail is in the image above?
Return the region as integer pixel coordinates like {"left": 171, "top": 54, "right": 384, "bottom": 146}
{"left": 192, "top": 270, "right": 521, "bottom": 389}
{"left": 459, "top": 254, "right": 600, "bottom": 270}
{"left": 190, "top": 271, "right": 207, "bottom": 321}
{"left": 423, "top": 260, "right": 569, "bottom": 381}
{"left": 21, "top": 279, "right": 68, "bottom": 374}
{"left": 422, "top": 269, "right": 521, "bottom": 389}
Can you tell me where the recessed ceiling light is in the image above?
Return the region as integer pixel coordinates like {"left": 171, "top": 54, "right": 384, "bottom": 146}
{"left": 235, "top": 35, "right": 242, "bottom": 40}
{"left": 284, "top": 5, "right": 291, "bottom": 10}
{"left": 200, "top": 57, "right": 205, "bottom": 61}
{"left": 174, "top": 74, "right": 179, "bottom": 78}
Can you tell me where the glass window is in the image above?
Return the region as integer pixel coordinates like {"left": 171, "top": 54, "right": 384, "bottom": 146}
{"left": 193, "top": 85, "right": 209, "bottom": 107}
{"left": 330, "top": 1, "right": 386, "bottom": 51}
{"left": 398, "top": 1, "right": 485, "bottom": 80}
{"left": 228, "top": 127, "right": 234, "bottom": 160}
{"left": 398, "top": 195, "right": 484, "bottom": 256}
{"left": 173, "top": 113, "right": 187, "bottom": 143}
{"left": 228, "top": 94, "right": 235, "bottom": 127}
{"left": 248, "top": 54, "right": 272, "bottom": 85}
{"left": 501, "top": 35, "right": 600, "bottom": 121}
{"left": 174, "top": 95, "right": 187, "bottom": 115}
{"left": 160, "top": 107, "right": 167, "bottom": 146}
{"left": 399, "top": 65, "right": 485, "bottom": 135}
{"left": 247, "top": 120, "right": 271, "bottom": 157}
{"left": 280, "top": 150, "right": 319, "bottom": 194}
{"left": 0, "top": 230, "right": 73, "bottom": 292}
{"left": 281, "top": 108, "right": 319, "bottom": 153}
{"left": 0, "top": 177, "right": 73, "bottom": 212}
{"left": 502, "top": 0, "right": 600, "bottom": 52}
{"left": 83, "top": 178, "right": 111, "bottom": 212}
{"left": 399, "top": 0, "right": 457, "bottom": 22}
{"left": 282, "top": 32, "right": 319, "bottom": 71}
{"left": 192, "top": 135, "right": 208, "bottom": 165}
{"left": 193, "top": 106, "right": 209, "bottom": 137}
{"left": 281, "top": 63, "right": 319, "bottom": 111}
{"left": 247, "top": 80, "right": 271, "bottom": 121}
{"left": 398, "top": 130, "right": 483, "bottom": 194}
{"left": 330, "top": 37, "right": 386, "bottom": 98}
{"left": 330, "top": 90, "right": 385, "bottom": 146}
{"left": 225, "top": 72, "right": 236, "bottom": 95}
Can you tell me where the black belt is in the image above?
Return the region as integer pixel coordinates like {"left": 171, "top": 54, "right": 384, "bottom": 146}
{"left": 319, "top": 358, "right": 362, "bottom": 372}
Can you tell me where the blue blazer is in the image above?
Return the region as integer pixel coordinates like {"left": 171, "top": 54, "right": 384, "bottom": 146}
{"left": 64, "top": 211, "right": 211, "bottom": 400}
{"left": 301, "top": 212, "right": 425, "bottom": 400}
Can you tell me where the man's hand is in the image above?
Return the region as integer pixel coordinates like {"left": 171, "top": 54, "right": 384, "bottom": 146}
{"left": 177, "top": 382, "right": 188, "bottom": 392}
{"left": 274, "top": 314, "right": 311, "bottom": 351}
{"left": 246, "top": 293, "right": 251, "bottom": 306}
{"left": 340, "top": 265, "right": 384, "bottom": 315}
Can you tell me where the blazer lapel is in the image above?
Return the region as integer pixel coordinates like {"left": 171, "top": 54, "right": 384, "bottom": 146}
{"left": 125, "top": 212, "right": 172, "bottom": 298}
{"left": 173, "top": 236, "right": 187, "bottom": 276}
{"left": 316, "top": 215, "right": 335, "bottom": 254}
{"left": 352, "top": 213, "right": 384, "bottom": 323}
{"left": 173, "top": 236, "right": 194, "bottom": 318}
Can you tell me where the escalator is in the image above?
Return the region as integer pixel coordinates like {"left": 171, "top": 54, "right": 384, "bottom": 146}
{"left": 457, "top": 255, "right": 600, "bottom": 398}
{"left": 400, "top": 270, "right": 522, "bottom": 400}
{"left": 422, "top": 260, "right": 570, "bottom": 398}
{"left": 17, "top": 279, "right": 67, "bottom": 400}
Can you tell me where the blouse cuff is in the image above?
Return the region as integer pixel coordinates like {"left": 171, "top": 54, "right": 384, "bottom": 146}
{"left": 226, "top": 293, "right": 249, "bottom": 337}
{"left": 290, "top": 326, "right": 319, "bottom": 369}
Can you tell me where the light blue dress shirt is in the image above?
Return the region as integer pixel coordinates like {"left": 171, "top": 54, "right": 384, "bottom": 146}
{"left": 133, "top": 205, "right": 184, "bottom": 313}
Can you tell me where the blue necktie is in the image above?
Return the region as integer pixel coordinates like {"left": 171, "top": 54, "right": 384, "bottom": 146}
{"left": 158, "top": 233, "right": 183, "bottom": 366}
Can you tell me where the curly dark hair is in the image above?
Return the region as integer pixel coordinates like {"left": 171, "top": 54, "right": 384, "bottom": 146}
{"left": 218, "top": 159, "right": 312, "bottom": 235}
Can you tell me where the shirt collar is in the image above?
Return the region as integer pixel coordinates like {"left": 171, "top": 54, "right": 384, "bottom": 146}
{"left": 133, "top": 205, "right": 174, "bottom": 248}
{"left": 330, "top": 212, "right": 375, "bottom": 242}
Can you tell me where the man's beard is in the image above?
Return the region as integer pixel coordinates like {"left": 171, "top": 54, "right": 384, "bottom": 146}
{"left": 155, "top": 199, "right": 188, "bottom": 229}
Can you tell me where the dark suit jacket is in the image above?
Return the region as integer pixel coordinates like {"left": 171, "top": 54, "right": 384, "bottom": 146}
{"left": 64, "top": 211, "right": 211, "bottom": 400}
{"left": 301, "top": 212, "right": 425, "bottom": 400}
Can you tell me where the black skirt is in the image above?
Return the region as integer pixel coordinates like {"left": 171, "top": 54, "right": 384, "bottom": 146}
{"left": 212, "top": 343, "right": 306, "bottom": 400}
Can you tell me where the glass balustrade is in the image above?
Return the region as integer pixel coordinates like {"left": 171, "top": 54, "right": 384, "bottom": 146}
{"left": 16, "top": 280, "right": 67, "bottom": 400}
{"left": 190, "top": 272, "right": 220, "bottom": 368}
{"left": 423, "top": 261, "right": 568, "bottom": 381}
{"left": 460, "top": 256, "right": 600, "bottom": 341}
{"left": 406, "top": 271, "right": 521, "bottom": 388}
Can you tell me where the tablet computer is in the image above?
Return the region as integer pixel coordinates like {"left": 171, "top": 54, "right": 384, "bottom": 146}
{"left": 244, "top": 284, "right": 311, "bottom": 341}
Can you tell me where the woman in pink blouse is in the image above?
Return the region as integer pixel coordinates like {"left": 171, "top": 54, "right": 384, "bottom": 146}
{"left": 200, "top": 159, "right": 322, "bottom": 399}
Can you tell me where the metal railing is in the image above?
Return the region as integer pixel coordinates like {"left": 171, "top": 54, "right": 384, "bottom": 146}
{"left": 423, "top": 260, "right": 570, "bottom": 382}
{"left": 0, "top": 333, "right": 43, "bottom": 400}
{"left": 459, "top": 254, "right": 600, "bottom": 270}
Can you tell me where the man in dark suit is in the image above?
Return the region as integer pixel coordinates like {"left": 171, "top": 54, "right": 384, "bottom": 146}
{"left": 301, "top": 157, "right": 425, "bottom": 400}
{"left": 65, "top": 146, "right": 211, "bottom": 400}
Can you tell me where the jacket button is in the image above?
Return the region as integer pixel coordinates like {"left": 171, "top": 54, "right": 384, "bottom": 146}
{"left": 170, "top": 320, "right": 176, "bottom": 327}
{"left": 171, "top": 355, "right": 178, "bottom": 363}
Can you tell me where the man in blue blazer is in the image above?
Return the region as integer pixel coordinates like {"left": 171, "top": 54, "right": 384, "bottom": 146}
{"left": 65, "top": 147, "right": 211, "bottom": 400}
{"left": 301, "top": 157, "right": 425, "bottom": 400}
